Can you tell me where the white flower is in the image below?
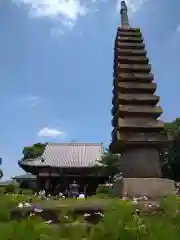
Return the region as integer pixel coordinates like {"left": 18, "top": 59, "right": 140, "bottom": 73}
{"left": 84, "top": 213, "right": 91, "bottom": 217}
{"left": 18, "top": 203, "right": 24, "bottom": 208}
{"left": 78, "top": 194, "right": 85, "bottom": 199}
{"left": 24, "top": 202, "right": 32, "bottom": 207}
{"left": 34, "top": 207, "right": 43, "bottom": 213}
{"left": 45, "top": 220, "right": 53, "bottom": 224}
{"left": 95, "top": 212, "right": 104, "bottom": 217}
{"left": 122, "top": 196, "right": 128, "bottom": 200}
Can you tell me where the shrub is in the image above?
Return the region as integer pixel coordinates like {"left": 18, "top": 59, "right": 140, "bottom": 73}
{"left": 22, "top": 189, "right": 33, "bottom": 195}
{"left": 96, "top": 186, "right": 112, "bottom": 198}
{"left": 0, "top": 187, "right": 5, "bottom": 195}
{"left": 4, "top": 184, "right": 16, "bottom": 194}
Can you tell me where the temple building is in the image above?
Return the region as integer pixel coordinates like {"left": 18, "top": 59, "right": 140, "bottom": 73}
{"left": 109, "top": 1, "right": 167, "bottom": 178}
{"left": 12, "top": 173, "right": 37, "bottom": 190}
{"left": 19, "top": 142, "right": 105, "bottom": 195}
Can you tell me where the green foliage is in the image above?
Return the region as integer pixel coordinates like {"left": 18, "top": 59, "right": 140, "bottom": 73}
{"left": 4, "top": 184, "right": 16, "bottom": 194}
{"left": 1, "top": 195, "right": 180, "bottom": 239}
{"left": 0, "top": 193, "right": 40, "bottom": 222}
{"left": 22, "top": 143, "right": 46, "bottom": 159}
{"left": 95, "top": 150, "right": 121, "bottom": 178}
{"left": 96, "top": 186, "right": 112, "bottom": 198}
{"left": 160, "top": 118, "right": 180, "bottom": 180}
{"left": 0, "top": 169, "right": 3, "bottom": 179}
{"left": 21, "top": 189, "right": 33, "bottom": 195}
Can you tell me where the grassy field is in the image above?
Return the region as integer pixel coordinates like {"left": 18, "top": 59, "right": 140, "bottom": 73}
{"left": 1, "top": 194, "right": 180, "bottom": 239}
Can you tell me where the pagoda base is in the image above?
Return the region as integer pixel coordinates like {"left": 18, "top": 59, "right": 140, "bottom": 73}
{"left": 113, "top": 178, "right": 176, "bottom": 199}
{"left": 121, "top": 147, "right": 162, "bottom": 178}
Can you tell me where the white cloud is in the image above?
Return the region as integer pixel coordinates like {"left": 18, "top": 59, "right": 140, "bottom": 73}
{"left": 25, "top": 95, "right": 42, "bottom": 107}
{"left": 116, "top": 0, "right": 148, "bottom": 16}
{"left": 176, "top": 25, "right": 180, "bottom": 32}
{"left": 12, "top": 0, "right": 96, "bottom": 29}
{"left": 38, "top": 127, "right": 66, "bottom": 138}
{"left": 50, "top": 28, "right": 64, "bottom": 37}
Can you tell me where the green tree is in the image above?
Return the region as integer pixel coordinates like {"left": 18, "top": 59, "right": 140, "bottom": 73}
{"left": 22, "top": 143, "right": 46, "bottom": 160}
{"left": 95, "top": 149, "right": 121, "bottom": 179}
{"left": 160, "top": 118, "right": 180, "bottom": 180}
{"left": 0, "top": 158, "right": 3, "bottom": 180}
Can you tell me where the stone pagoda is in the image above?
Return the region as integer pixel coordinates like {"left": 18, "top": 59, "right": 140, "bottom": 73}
{"left": 110, "top": 1, "right": 167, "bottom": 179}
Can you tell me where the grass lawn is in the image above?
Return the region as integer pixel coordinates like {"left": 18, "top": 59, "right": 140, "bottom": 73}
{"left": 39, "top": 197, "right": 110, "bottom": 209}
{"left": 1, "top": 194, "right": 180, "bottom": 239}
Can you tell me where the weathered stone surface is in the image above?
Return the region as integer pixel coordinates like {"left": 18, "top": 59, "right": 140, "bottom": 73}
{"left": 110, "top": 3, "right": 167, "bottom": 179}
{"left": 116, "top": 42, "right": 145, "bottom": 49}
{"left": 115, "top": 73, "right": 154, "bottom": 82}
{"left": 116, "top": 56, "right": 149, "bottom": 64}
{"left": 117, "top": 26, "right": 141, "bottom": 36}
{"left": 112, "top": 105, "right": 162, "bottom": 117}
{"left": 116, "top": 82, "right": 156, "bottom": 93}
{"left": 116, "top": 36, "right": 143, "bottom": 42}
{"left": 116, "top": 118, "right": 164, "bottom": 129}
{"left": 116, "top": 48, "right": 147, "bottom": 56}
{"left": 120, "top": 148, "right": 162, "bottom": 178}
{"left": 122, "top": 178, "right": 176, "bottom": 198}
{"left": 118, "top": 27, "right": 141, "bottom": 33}
{"left": 117, "top": 63, "right": 151, "bottom": 72}
{"left": 111, "top": 131, "right": 167, "bottom": 146}
{"left": 112, "top": 94, "right": 159, "bottom": 105}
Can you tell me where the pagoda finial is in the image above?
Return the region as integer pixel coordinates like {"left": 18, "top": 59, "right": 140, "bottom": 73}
{"left": 120, "top": 1, "right": 129, "bottom": 27}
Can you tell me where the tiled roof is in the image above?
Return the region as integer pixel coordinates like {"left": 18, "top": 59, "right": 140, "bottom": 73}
{"left": 20, "top": 142, "right": 104, "bottom": 168}
{"left": 12, "top": 173, "right": 36, "bottom": 180}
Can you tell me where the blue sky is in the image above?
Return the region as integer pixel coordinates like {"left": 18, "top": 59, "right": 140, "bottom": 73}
{"left": 1, "top": 0, "right": 180, "bottom": 179}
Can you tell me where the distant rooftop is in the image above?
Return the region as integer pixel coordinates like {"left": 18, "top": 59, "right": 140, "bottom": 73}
{"left": 19, "top": 142, "right": 104, "bottom": 168}
{"left": 12, "top": 173, "right": 36, "bottom": 180}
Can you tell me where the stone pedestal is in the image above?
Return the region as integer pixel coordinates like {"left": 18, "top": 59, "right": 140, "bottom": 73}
{"left": 121, "top": 148, "right": 162, "bottom": 178}
{"left": 113, "top": 178, "right": 176, "bottom": 199}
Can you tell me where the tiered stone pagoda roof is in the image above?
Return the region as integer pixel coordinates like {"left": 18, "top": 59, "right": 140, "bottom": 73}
{"left": 109, "top": 1, "right": 167, "bottom": 178}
